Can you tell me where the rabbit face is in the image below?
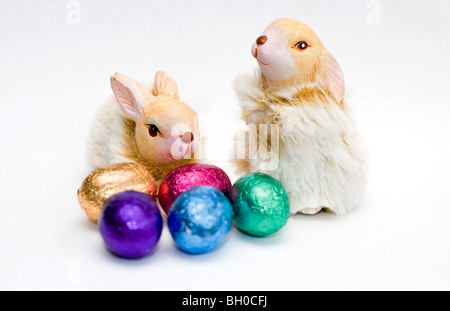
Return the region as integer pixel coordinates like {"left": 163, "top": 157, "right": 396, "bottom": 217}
{"left": 111, "top": 72, "right": 198, "bottom": 165}
{"left": 135, "top": 97, "right": 197, "bottom": 165}
{"left": 252, "top": 18, "right": 325, "bottom": 86}
{"left": 251, "top": 18, "right": 345, "bottom": 102}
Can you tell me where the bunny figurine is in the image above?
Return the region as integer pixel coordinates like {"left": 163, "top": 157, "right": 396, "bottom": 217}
{"left": 235, "top": 18, "right": 368, "bottom": 215}
{"left": 88, "top": 71, "right": 198, "bottom": 180}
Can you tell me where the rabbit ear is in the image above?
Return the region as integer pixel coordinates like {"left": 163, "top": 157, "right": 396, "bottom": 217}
{"left": 324, "top": 50, "right": 345, "bottom": 103}
{"left": 152, "top": 71, "right": 180, "bottom": 99}
{"left": 110, "top": 73, "right": 154, "bottom": 121}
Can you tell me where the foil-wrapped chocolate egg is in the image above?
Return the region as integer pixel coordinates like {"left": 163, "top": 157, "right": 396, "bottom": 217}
{"left": 99, "top": 190, "right": 163, "bottom": 259}
{"left": 229, "top": 172, "right": 290, "bottom": 237}
{"left": 168, "top": 186, "right": 234, "bottom": 254}
{"left": 77, "top": 163, "right": 157, "bottom": 223}
{"left": 158, "top": 163, "right": 232, "bottom": 214}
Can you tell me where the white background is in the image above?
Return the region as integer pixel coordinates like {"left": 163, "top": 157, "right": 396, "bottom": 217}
{"left": 0, "top": 0, "right": 449, "bottom": 291}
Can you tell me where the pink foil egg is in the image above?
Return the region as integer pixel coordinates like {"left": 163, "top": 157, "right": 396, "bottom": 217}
{"left": 158, "top": 164, "right": 232, "bottom": 214}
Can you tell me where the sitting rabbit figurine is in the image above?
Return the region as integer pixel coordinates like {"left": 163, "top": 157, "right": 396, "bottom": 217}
{"left": 235, "top": 18, "right": 368, "bottom": 215}
{"left": 88, "top": 71, "right": 198, "bottom": 180}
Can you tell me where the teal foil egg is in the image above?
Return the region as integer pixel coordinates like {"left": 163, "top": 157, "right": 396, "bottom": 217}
{"left": 229, "top": 173, "right": 290, "bottom": 237}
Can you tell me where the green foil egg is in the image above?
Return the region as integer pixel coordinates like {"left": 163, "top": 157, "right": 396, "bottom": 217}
{"left": 229, "top": 173, "right": 290, "bottom": 237}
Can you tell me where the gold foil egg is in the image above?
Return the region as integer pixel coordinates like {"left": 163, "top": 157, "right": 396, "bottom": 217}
{"left": 77, "top": 163, "right": 157, "bottom": 223}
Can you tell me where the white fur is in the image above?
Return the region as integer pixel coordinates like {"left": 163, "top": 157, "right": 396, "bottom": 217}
{"left": 87, "top": 97, "right": 132, "bottom": 169}
{"left": 235, "top": 71, "right": 369, "bottom": 215}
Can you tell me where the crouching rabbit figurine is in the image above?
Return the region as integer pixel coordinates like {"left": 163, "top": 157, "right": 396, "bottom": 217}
{"left": 88, "top": 71, "right": 198, "bottom": 180}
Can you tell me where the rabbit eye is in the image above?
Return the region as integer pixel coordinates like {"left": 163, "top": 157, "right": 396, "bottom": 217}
{"left": 294, "top": 41, "right": 308, "bottom": 50}
{"left": 148, "top": 124, "right": 160, "bottom": 137}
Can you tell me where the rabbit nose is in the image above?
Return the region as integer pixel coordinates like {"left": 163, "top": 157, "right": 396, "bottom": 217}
{"left": 256, "top": 35, "right": 267, "bottom": 46}
{"left": 180, "top": 132, "right": 194, "bottom": 144}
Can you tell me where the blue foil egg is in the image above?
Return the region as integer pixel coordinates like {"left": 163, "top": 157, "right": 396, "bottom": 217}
{"left": 167, "top": 186, "right": 234, "bottom": 254}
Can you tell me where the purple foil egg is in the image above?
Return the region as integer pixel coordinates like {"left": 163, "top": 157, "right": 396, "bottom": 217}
{"left": 158, "top": 164, "right": 232, "bottom": 215}
{"left": 99, "top": 190, "right": 163, "bottom": 259}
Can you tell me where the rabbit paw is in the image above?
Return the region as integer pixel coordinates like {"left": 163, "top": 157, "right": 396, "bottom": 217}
{"left": 299, "top": 207, "right": 323, "bottom": 215}
{"left": 245, "top": 110, "right": 271, "bottom": 126}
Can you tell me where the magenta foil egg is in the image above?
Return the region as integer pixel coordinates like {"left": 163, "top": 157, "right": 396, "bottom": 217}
{"left": 158, "top": 164, "right": 232, "bottom": 214}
